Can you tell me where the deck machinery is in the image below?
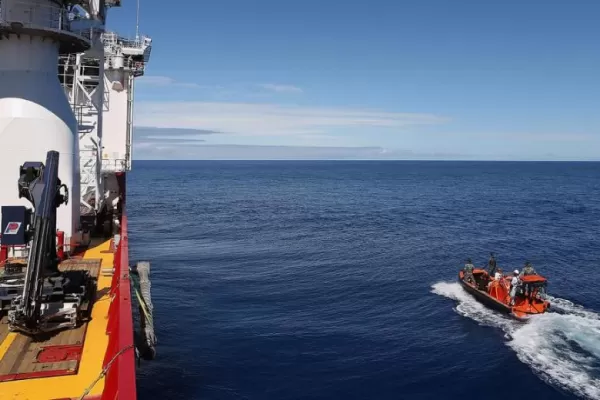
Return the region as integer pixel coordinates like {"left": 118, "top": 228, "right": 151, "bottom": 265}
{"left": 4, "top": 151, "right": 94, "bottom": 335}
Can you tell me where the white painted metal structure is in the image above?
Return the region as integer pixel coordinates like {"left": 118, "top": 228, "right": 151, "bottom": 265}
{"left": 60, "top": 0, "right": 118, "bottom": 219}
{"left": 60, "top": 42, "right": 106, "bottom": 218}
{"left": 102, "top": 31, "right": 151, "bottom": 219}
{"left": 0, "top": 0, "right": 151, "bottom": 247}
{"left": 60, "top": 6, "right": 151, "bottom": 221}
{"left": 0, "top": 0, "right": 91, "bottom": 244}
{"left": 102, "top": 32, "right": 151, "bottom": 173}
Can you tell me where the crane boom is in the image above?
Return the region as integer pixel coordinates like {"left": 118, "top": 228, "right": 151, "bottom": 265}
{"left": 8, "top": 150, "right": 93, "bottom": 335}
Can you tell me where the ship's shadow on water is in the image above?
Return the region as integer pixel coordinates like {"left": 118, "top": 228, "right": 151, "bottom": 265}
{"left": 128, "top": 161, "right": 600, "bottom": 400}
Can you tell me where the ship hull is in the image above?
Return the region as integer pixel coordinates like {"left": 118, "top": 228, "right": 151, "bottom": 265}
{"left": 102, "top": 171, "right": 138, "bottom": 400}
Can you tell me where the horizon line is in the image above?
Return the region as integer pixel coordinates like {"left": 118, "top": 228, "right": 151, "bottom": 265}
{"left": 131, "top": 159, "right": 600, "bottom": 163}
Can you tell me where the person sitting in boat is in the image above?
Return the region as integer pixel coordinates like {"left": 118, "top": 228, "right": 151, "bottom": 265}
{"left": 463, "top": 258, "right": 476, "bottom": 285}
{"left": 488, "top": 253, "right": 498, "bottom": 276}
{"left": 509, "top": 269, "right": 520, "bottom": 306}
{"left": 519, "top": 261, "right": 537, "bottom": 277}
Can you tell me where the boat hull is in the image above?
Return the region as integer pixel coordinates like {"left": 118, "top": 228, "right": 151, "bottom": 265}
{"left": 458, "top": 273, "right": 513, "bottom": 315}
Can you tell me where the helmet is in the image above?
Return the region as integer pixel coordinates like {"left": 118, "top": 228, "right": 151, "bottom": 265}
{"left": 514, "top": 269, "right": 519, "bottom": 275}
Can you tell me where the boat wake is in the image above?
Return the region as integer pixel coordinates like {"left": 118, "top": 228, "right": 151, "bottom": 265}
{"left": 432, "top": 281, "right": 600, "bottom": 400}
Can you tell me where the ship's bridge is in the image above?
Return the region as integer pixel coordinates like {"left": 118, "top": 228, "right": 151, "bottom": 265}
{"left": 104, "top": 31, "right": 152, "bottom": 78}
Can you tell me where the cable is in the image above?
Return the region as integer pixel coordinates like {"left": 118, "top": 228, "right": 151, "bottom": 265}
{"left": 78, "top": 344, "right": 135, "bottom": 400}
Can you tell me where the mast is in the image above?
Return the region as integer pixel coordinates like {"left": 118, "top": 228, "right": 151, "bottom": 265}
{"left": 135, "top": 0, "right": 140, "bottom": 40}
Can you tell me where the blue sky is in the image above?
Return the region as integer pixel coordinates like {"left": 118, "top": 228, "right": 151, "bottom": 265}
{"left": 108, "top": 0, "right": 600, "bottom": 160}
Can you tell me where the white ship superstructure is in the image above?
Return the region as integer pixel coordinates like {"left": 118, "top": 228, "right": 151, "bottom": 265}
{"left": 0, "top": 1, "right": 155, "bottom": 397}
{"left": 100, "top": 30, "right": 151, "bottom": 214}
{"left": 0, "top": 0, "right": 92, "bottom": 243}
{"left": 0, "top": 0, "right": 151, "bottom": 249}
{"left": 60, "top": 0, "right": 151, "bottom": 238}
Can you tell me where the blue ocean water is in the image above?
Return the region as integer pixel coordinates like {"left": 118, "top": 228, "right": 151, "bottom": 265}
{"left": 128, "top": 161, "right": 600, "bottom": 400}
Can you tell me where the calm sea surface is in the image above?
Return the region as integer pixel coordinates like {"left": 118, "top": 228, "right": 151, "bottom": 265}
{"left": 128, "top": 161, "right": 600, "bottom": 400}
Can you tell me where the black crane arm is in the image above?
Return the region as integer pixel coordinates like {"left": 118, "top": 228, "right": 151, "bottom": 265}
{"left": 18, "top": 151, "right": 68, "bottom": 330}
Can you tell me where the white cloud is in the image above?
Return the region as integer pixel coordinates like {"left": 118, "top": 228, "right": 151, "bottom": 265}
{"left": 137, "top": 77, "right": 305, "bottom": 95}
{"left": 258, "top": 83, "right": 303, "bottom": 93}
{"left": 132, "top": 143, "right": 468, "bottom": 160}
{"left": 131, "top": 127, "right": 600, "bottom": 161}
{"left": 500, "top": 132, "right": 595, "bottom": 142}
{"left": 134, "top": 101, "right": 448, "bottom": 136}
{"left": 137, "top": 75, "right": 203, "bottom": 89}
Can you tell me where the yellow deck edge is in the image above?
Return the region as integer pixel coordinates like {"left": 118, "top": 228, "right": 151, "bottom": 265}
{"left": 1, "top": 239, "right": 114, "bottom": 400}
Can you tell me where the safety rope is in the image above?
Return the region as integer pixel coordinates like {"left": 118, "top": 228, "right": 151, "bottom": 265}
{"left": 78, "top": 344, "right": 135, "bottom": 400}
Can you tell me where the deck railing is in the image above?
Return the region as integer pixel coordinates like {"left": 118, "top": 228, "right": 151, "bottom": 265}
{"left": 0, "top": 0, "right": 66, "bottom": 31}
{"left": 102, "top": 158, "right": 128, "bottom": 173}
{"left": 102, "top": 172, "right": 137, "bottom": 400}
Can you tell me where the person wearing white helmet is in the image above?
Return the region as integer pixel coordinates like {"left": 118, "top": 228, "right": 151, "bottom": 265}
{"left": 509, "top": 269, "right": 520, "bottom": 305}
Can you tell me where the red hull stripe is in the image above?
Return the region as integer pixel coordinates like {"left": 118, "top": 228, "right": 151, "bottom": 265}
{"left": 101, "top": 172, "right": 138, "bottom": 400}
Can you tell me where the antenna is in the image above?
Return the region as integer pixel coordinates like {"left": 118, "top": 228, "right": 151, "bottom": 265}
{"left": 135, "top": 0, "right": 140, "bottom": 40}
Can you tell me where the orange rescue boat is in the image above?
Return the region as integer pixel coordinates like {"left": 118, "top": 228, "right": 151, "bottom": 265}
{"left": 458, "top": 268, "right": 551, "bottom": 320}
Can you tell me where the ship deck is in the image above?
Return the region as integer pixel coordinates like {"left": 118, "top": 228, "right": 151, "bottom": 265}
{"left": 0, "top": 238, "right": 115, "bottom": 400}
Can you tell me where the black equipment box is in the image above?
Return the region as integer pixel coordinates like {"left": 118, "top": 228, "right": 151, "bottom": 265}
{"left": 1, "top": 206, "right": 30, "bottom": 246}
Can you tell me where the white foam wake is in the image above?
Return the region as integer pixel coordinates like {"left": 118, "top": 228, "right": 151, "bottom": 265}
{"left": 432, "top": 281, "right": 600, "bottom": 400}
